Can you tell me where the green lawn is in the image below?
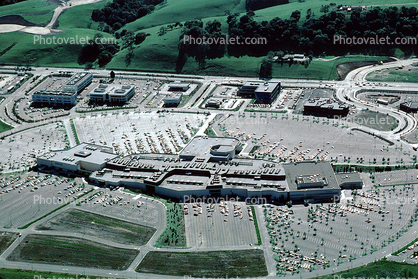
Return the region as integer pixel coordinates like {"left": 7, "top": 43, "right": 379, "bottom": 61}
{"left": 0, "top": 118, "right": 13, "bottom": 133}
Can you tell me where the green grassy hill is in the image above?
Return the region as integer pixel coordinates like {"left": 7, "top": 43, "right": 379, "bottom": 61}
{"left": 0, "top": 0, "right": 415, "bottom": 77}
{"left": 123, "top": 0, "right": 245, "bottom": 32}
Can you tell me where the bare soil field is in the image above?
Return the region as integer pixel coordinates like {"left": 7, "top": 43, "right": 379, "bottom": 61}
{"left": 7, "top": 234, "right": 138, "bottom": 270}
{"left": 35, "top": 208, "right": 156, "bottom": 245}
{"left": 0, "top": 232, "right": 17, "bottom": 255}
{"left": 136, "top": 249, "right": 268, "bottom": 277}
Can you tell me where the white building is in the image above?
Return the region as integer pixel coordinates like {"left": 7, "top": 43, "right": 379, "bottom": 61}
{"left": 89, "top": 84, "right": 135, "bottom": 104}
{"left": 163, "top": 92, "right": 182, "bottom": 107}
{"left": 62, "top": 72, "right": 93, "bottom": 93}
{"left": 168, "top": 81, "right": 190, "bottom": 91}
{"left": 37, "top": 143, "right": 119, "bottom": 173}
{"left": 32, "top": 90, "right": 77, "bottom": 106}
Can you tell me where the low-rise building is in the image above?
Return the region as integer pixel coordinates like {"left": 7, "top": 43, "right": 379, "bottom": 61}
{"left": 89, "top": 84, "right": 135, "bottom": 104}
{"left": 37, "top": 143, "right": 118, "bottom": 173}
{"left": 168, "top": 81, "right": 190, "bottom": 91}
{"left": 32, "top": 90, "right": 77, "bottom": 107}
{"left": 304, "top": 98, "right": 349, "bottom": 116}
{"left": 400, "top": 101, "right": 418, "bottom": 113}
{"left": 237, "top": 81, "right": 281, "bottom": 103}
{"left": 205, "top": 98, "right": 222, "bottom": 108}
{"left": 163, "top": 92, "right": 183, "bottom": 107}
{"left": 38, "top": 137, "right": 362, "bottom": 204}
{"left": 62, "top": 72, "right": 93, "bottom": 93}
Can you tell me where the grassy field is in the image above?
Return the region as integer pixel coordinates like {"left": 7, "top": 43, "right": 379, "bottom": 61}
{"left": 154, "top": 202, "right": 186, "bottom": 248}
{"left": 123, "top": 0, "right": 245, "bottom": 31}
{"left": 35, "top": 208, "right": 156, "bottom": 245}
{"left": 7, "top": 234, "right": 138, "bottom": 270}
{"left": 0, "top": 232, "right": 18, "bottom": 255}
{"left": 317, "top": 259, "right": 418, "bottom": 279}
{"left": 349, "top": 110, "right": 398, "bottom": 131}
{"left": 136, "top": 249, "right": 268, "bottom": 277}
{"left": 204, "top": 127, "right": 217, "bottom": 136}
{"left": 0, "top": 29, "right": 113, "bottom": 67}
{"left": 0, "top": 269, "right": 124, "bottom": 279}
{"left": 57, "top": 0, "right": 111, "bottom": 31}
{"left": 0, "top": 118, "right": 13, "bottom": 133}
{"left": 367, "top": 67, "right": 418, "bottom": 82}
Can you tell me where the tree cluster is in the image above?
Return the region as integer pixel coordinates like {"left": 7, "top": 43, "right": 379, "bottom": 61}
{"left": 78, "top": 34, "right": 119, "bottom": 67}
{"left": 228, "top": 6, "right": 418, "bottom": 57}
{"left": 91, "top": 0, "right": 164, "bottom": 31}
{"left": 176, "top": 20, "right": 226, "bottom": 72}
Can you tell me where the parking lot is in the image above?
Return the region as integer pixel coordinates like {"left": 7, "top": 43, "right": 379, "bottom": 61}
{"left": 0, "top": 74, "right": 26, "bottom": 94}
{"left": 77, "top": 188, "right": 165, "bottom": 228}
{"left": 0, "top": 122, "right": 68, "bottom": 173}
{"left": 215, "top": 112, "right": 414, "bottom": 165}
{"left": 265, "top": 175, "right": 418, "bottom": 275}
{"left": 0, "top": 172, "right": 87, "bottom": 228}
{"left": 184, "top": 201, "right": 257, "bottom": 248}
{"left": 73, "top": 111, "right": 208, "bottom": 156}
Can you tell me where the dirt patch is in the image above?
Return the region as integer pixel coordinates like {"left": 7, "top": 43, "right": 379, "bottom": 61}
{"left": 0, "top": 15, "right": 36, "bottom": 26}
{"left": 0, "top": 232, "right": 18, "bottom": 255}
{"left": 366, "top": 94, "right": 401, "bottom": 105}
{"left": 7, "top": 234, "right": 138, "bottom": 270}
{"left": 336, "top": 58, "right": 395, "bottom": 80}
{"left": 348, "top": 110, "right": 398, "bottom": 131}
{"left": 36, "top": 208, "right": 156, "bottom": 246}
{"left": 136, "top": 250, "right": 268, "bottom": 277}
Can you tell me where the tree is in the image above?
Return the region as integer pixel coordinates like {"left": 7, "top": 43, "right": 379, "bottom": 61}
{"left": 290, "top": 10, "right": 301, "bottom": 22}
{"left": 125, "top": 45, "right": 134, "bottom": 66}
{"left": 134, "top": 32, "right": 150, "bottom": 45}
{"left": 110, "top": 70, "right": 115, "bottom": 79}
{"left": 259, "top": 57, "right": 273, "bottom": 79}
{"left": 306, "top": 8, "right": 312, "bottom": 20}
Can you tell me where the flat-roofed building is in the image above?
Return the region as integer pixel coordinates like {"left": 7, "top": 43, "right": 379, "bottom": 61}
{"left": 37, "top": 143, "right": 118, "bottom": 173}
{"left": 335, "top": 172, "right": 363, "bottom": 189}
{"left": 168, "top": 81, "right": 190, "bottom": 91}
{"left": 89, "top": 84, "right": 135, "bottom": 104}
{"left": 400, "top": 101, "right": 418, "bottom": 113}
{"left": 32, "top": 90, "right": 77, "bottom": 107}
{"left": 62, "top": 72, "right": 93, "bottom": 93}
{"left": 205, "top": 98, "right": 222, "bottom": 108}
{"left": 39, "top": 137, "right": 362, "bottom": 203}
{"left": 163, "top": 92, "right": 182, "bottom": 107}
{"left": 237, "top": 81, "right": 281, "bottom": 103}
{"left": 283, "top": 161, "right": 341, "bottom": 203}
{"left": 180, "top": 136, "right": 242, "bottom": 162}
{"left": 304, "top": 97, "right": 349, "bottom": 116}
